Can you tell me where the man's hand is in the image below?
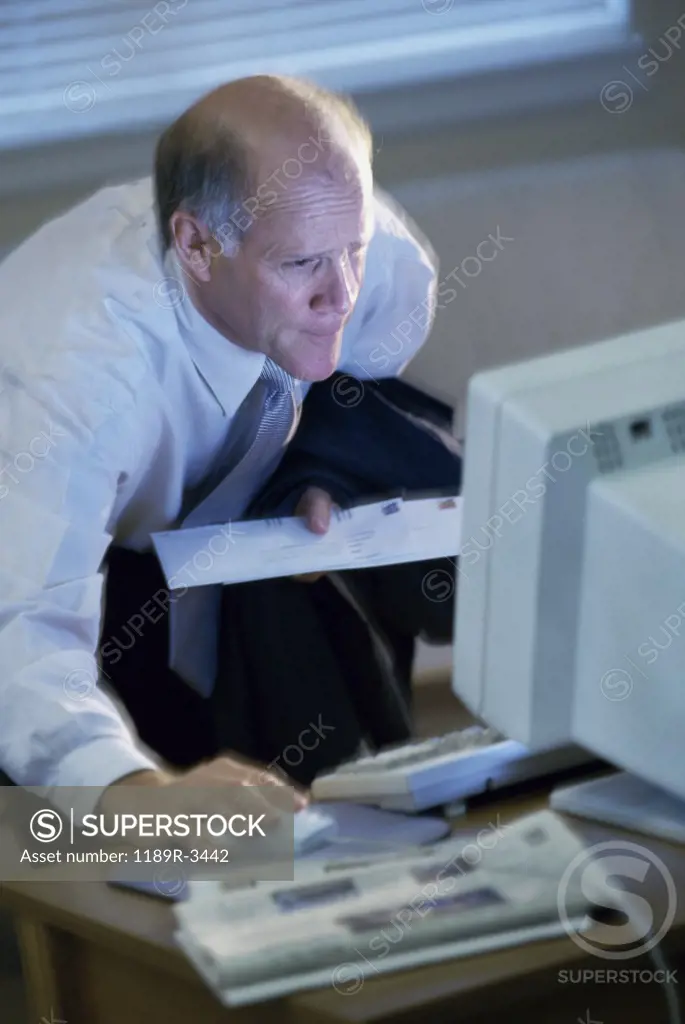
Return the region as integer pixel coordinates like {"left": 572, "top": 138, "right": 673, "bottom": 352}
{"left": 96, "top": 754, "right": 309, "bottom": 829}
{"left": 293, "top": 486, "right": 335, "bottom": 583}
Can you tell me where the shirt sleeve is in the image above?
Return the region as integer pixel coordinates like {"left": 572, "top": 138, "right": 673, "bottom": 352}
{"left": 0, "top": 362, "right": 159, "bottom": 822}
{"left": 339, "top": 185, "right": 439, "bottom": 381}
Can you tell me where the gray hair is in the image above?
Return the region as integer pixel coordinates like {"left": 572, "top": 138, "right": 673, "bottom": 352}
{"left": 154, "top": 122, "right": 252, "bottom": 252}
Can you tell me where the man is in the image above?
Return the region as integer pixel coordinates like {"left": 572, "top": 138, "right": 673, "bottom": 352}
{"left": 0, "top": 75, "right": 439, "bottom": 823}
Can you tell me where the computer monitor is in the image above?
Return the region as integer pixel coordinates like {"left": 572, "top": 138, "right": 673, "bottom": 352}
{"left": 452, "top": 318, "right": 685, "bottom": 808}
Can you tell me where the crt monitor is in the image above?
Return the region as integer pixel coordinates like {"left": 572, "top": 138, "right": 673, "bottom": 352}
{"left": 452, "top": 317, "right": 685, "bottom": 806}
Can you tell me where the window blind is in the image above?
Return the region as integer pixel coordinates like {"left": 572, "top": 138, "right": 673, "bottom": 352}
{"left": 0, "top": 0, "right": 632, "bottom": 149}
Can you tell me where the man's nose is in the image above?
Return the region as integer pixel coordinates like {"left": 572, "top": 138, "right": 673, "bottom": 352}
{"left": 311, "top": 258, "right": 355, "bottom": 317}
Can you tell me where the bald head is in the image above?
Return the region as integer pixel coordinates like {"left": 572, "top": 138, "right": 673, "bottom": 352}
{"left": 154, "top": 75, "right": 372, "bottom": 251}
{"left": 186, "top": 75, "right": 367, "bottom": 157}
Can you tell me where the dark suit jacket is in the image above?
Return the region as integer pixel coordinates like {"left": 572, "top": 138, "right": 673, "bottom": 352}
{"left": 248, "top": 373, "right": 462, "bottom": 518}
{"left": 211, "top": 373, "right": 463, "bottom": 783}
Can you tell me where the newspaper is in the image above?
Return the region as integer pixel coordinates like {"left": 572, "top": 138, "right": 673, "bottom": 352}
{"left": 172, "top": 809, "right": 596, "bottom": 1006}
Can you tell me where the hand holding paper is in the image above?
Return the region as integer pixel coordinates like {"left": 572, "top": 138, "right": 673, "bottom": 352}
{"left": 292, "top": 486, "right": 336, "bottom": 583}
{"left": 151, "top": 495, "right": 461, "bottom": 591}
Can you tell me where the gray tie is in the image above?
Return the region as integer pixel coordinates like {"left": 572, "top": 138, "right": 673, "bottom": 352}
{"left": 168, "top": 358, "right": 299, "bottom": 695}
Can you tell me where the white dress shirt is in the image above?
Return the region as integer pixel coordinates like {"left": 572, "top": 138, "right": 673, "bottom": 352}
{"left": 0, "top": 175, "right": 437, "bottom": 816}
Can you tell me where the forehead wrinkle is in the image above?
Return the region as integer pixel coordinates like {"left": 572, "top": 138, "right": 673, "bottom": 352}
{"left": 257, "top": 178, "right": 365, "bottom": 216}
{"left": 254, "top": 191, "right": 371, "bottom": 255}
{"left": 260, "top": 213, "right": 367, "bottom": 258}
{"left": 273, "top": 200, "right": 365, "bottom": 231}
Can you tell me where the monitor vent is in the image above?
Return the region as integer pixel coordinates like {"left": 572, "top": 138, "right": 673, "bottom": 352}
{"left": 663, "top": 404, "right": 685, "bottom": 453}
{"left": 592, "top": 423, "right": 623, "bottom": 474}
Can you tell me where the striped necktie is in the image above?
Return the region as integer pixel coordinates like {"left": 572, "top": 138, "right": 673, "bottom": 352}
{"left": 169, "top": 357, "right": 299, "bottom": 694}
{"left": 182, "top": 357, "right": 298, "bottom": 528}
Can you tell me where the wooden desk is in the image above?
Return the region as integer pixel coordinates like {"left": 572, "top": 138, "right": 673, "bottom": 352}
{"left": 2, "top": 786, "right": 684, "bottom": 1024}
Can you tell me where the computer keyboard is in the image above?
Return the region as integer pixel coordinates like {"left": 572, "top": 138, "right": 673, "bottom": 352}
{"left": 311, "top": 726, "right": 591, "bottom": 812}
{"left": 331, "top": 726, "right": 500, "bottom": 775}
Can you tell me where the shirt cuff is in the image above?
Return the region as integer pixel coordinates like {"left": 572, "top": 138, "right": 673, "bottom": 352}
{"left": 44, "top": 737, "right": 160, "bottom": 825}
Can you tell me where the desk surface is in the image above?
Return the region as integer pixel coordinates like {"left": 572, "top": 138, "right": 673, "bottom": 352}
{"left": 3, "top": 785, "right": 685, "bottom": 1023}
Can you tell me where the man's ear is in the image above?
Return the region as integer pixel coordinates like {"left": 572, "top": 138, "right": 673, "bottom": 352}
{"left": 169, "top": 210, "right": 221, "bottom": 282}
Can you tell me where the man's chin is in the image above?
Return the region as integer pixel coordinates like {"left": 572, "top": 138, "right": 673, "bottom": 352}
{"left": 299, "top": 364, "right": 337, "bottom": 383}
{"left": 284, "top": 336, "right": 342, "bottom": 382}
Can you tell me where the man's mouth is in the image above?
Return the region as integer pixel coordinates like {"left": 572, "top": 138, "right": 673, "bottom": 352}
{"left": 305, "top": 326, "right": 344, "bottom": 339}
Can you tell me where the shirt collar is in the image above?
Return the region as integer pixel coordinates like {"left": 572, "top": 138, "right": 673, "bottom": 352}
{"left": 163, "top": 248, "right": 265, "bottom": 419}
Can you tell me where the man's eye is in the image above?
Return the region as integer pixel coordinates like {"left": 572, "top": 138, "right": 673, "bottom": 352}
{"left": 287, "top": 258, "right": 317, "bottom": 269}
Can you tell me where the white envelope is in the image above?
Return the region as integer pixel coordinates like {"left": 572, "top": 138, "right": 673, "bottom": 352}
{"left": 151, "top": 496, "right": 461, "bottom": 588}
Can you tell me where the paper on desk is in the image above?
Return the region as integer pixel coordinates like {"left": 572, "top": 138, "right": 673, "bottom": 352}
{"left": 299, "top": 801, "right": 451, "bottom": 860}
{"left": 151, "top": 495, "right": 461, "bottom": 588}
